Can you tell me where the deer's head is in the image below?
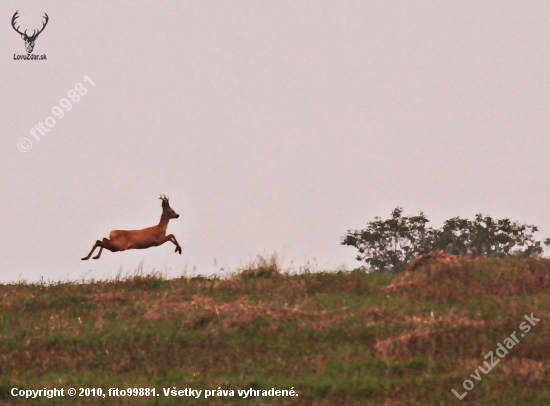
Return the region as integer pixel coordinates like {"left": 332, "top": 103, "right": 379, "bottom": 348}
{"left": 11, "top": 11, "right": 49, "bottom": 54}
{"left": 160, "top": 195, "right": 179, "bottom": 219}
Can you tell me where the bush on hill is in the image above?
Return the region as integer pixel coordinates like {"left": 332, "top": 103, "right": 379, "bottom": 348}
{"left": 342, "top": 207, "right": 550, "bottom": 272}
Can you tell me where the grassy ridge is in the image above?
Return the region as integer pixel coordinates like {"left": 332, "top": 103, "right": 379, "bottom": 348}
{"left": 1, "top": 257, "right": 549, "bottom": 405}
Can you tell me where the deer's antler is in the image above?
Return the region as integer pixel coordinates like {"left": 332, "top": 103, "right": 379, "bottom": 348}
{"left": 11, "top": 11, "right": 26, "bottom": 36}
{"left": 11, "top": 11, "right": 49, "bottom": 39}
{"left": 30, "top": 13, "right": 49, "bottom": 39}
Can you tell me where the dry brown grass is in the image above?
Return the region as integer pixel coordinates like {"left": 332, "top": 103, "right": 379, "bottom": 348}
{"left": 1, "top": 255, "right": 549, "bottom": 405}
{"left": 406, "top": 250, "right": 464, "bottom": 272}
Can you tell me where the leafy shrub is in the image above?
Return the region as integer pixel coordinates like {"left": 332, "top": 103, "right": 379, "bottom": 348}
{"left": 342, "top": 207, "right": 550, "bottom": 272}
{"left": 432, "top": 214, "right": 546, "bottom": 258}
{"left": 341, "top": 208, "right": 433, "bottom": 272}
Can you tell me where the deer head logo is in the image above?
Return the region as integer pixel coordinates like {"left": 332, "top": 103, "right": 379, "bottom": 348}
{"left": 11, "top": 11, "right": 49, "bottom": 54}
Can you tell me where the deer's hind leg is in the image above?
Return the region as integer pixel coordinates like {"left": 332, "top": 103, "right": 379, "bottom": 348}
{"left": 81, "top": 238, "right": 120, "bottom": 260}
{"left": 82, "top": 240, "right": 102, "bottom": 260}
{"left": 92, "top": 238, "right": 120, "bottom": 259}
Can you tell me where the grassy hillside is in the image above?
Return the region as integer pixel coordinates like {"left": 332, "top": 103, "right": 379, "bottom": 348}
{"left": 1, "top": 256, "right": 549, "bottom": 405}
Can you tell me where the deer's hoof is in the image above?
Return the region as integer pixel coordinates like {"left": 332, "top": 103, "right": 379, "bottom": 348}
{"left": 81, "top": 257, "right": 88, "bottom": 261}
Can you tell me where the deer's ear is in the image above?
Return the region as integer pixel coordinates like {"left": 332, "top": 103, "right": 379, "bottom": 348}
{"left": 20, "top": 34, "right": 25, "bottom": 39}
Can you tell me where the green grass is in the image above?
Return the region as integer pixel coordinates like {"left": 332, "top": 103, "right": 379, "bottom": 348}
{"left": 1, "top": 256, "right": 549, "bottom": 405}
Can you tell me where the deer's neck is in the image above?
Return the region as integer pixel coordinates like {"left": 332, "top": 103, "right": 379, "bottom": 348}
{"left": 158, "top": 212, "right": 171, "bottom": 234}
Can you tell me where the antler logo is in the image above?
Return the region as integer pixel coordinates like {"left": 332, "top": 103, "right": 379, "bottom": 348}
{"left": 11, "top": 11, "right": 49, "bottom": 54}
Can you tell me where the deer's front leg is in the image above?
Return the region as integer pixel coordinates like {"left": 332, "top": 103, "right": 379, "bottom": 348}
{"left": 162, "top": 234, "right": 182, "bottom": 255}
{"left": 170, "top": 234, "right": 182, "bottom": 254}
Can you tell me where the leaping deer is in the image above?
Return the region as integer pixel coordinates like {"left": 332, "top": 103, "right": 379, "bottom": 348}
{"left": 81, "top": 195, "right": 182, "bottom": 260}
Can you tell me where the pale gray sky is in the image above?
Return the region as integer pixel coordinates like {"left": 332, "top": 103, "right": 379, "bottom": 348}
{"left": 1, "top": 1, "right": 550, "bottom": 282}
